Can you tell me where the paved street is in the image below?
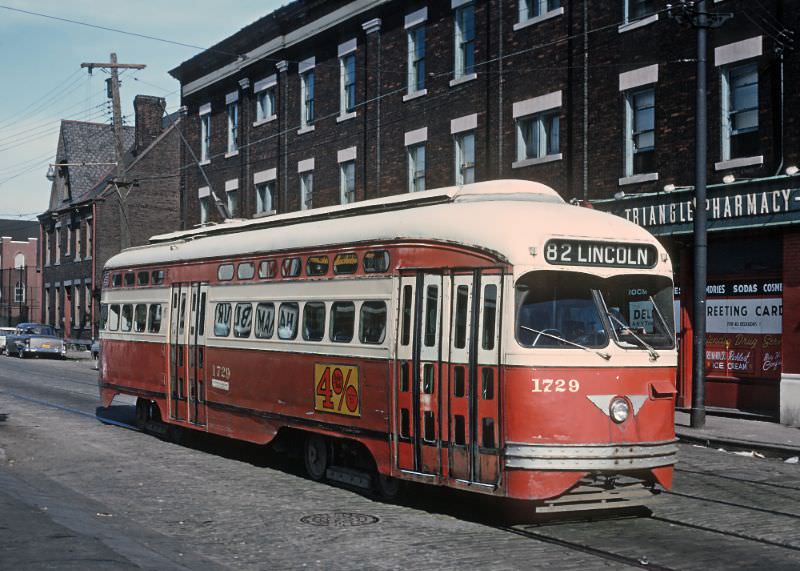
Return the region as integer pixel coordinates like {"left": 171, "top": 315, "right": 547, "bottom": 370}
{"left": 1, "top": 356, "right": 800, "bottom": 570}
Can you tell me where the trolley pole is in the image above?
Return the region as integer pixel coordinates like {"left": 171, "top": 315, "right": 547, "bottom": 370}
{"left": 670, "top": 1, "right": 731, "bottom": 428}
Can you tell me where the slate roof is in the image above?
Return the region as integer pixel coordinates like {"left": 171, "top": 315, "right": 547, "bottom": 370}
{"left": 47, "top": 120, "right": 134, "bottom": 211}
{"left": 0, "top": 219, "right": 39, "bottom": 241}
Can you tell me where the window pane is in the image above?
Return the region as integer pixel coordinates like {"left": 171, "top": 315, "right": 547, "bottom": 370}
{"left": 363, "top": 250, "right": 390, "bottom": 273}
{"left": 234, "top": 303, "right": 253, "bottom": 338}
{"left": 423, "top": 363, "right": 434, "bottom": 394}
{"left": 401, "top": 285, "right": 413, "bottom": 346}
{"left": 218, "top": 264, "right": 234, "bottom": 281}
{"left": 359, "top": 301, "right": 387, "bottom": 344}
{"left": 100, "top": 303, "right": 108, "bottom": 330}
{"left": 482, "top": 284, "right": 497, "bottom": 350}
{"left": 282, "top": 257, "right": 302, "bottom": 277}
{"left": 151, "top": 270, "right": 165, "bottom": 285}
{"left": 137, "top": 271, "right": 149, "bottom": 286}
{"left": 121, "top": 304, "right": 133, "bottom": 332}
{"left": 254, "top": 303, "right": 275, "bottom": 339}
{"left": 108, "top": 304, "right": 119, "bottom": 331}
{"left": 330, "top": 301, "right": 355, "bottom": 342}
{"left": 214, "top": 303, "right": 231, "bottom": 337}
{"left": 259, "top": 259, "right": 277, "bottom": 279}
{"left": 124, "top": 273, "right": 135, "bottom": 287}
{"left": 424, "top": 285, "right": 439, "bottom": 347}
{"left": 134, "top": 304, "right": 147, "bottom": 332}
{"left": 278, "top": 302, "right": 299, "bottom": 340}
{"left": 333, "top": 253, "right": 358, "bottom": 274}
{"left": 303, "top": 302, "right": 326, "bottom": 341}
{"left": 454, "top": 284, "right": 469, "bottom": 349}
{"left": 237, "top": 262, "right": 255, "bottom": 280}
{"left": 453, "top": 365, "right": 466, "bottom": 397}
{"left": 306, "top": 255, "right": 330, "bottom": 276}
{"left": 482, "top": 368, "right": 495, "bottom": 400}
{"left": 148, "top": 304, "right": 163, "bottom": 333}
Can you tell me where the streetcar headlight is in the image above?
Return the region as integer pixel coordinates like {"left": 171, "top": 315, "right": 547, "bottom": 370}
{"left": 609, "top": 397, "right": 630, "bottom": 424}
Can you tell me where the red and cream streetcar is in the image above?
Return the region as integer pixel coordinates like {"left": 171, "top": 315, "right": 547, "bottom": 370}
{"left": 99, "top": 179, "right": 677, "bottom": 510}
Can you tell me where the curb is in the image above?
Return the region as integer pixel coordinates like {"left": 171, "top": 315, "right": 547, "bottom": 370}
{"left": 677, "top": 431, "right": 800, "bottom": 459}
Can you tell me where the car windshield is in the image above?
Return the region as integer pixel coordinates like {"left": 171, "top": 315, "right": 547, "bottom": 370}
{"left": 516, "top": 271, "right": 674, "bottom": 350}
{"left": 18, "top": 325, "right": 55, "bottom": 336}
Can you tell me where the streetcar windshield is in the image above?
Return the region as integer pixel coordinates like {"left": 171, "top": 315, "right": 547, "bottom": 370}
{"left": 515, "top": 272, "right": 674, "bottom": 350}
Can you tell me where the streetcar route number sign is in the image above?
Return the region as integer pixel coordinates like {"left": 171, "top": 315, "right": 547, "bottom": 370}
{"left": 544, "top": 239, "right": 657, "bottom": 269}
{"left": 314, "top": 364, "right": 361, "bottom": 417}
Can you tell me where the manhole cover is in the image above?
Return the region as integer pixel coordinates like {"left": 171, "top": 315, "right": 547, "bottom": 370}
{"left": 300, "top": 512, "right": 380, "bottom": 527}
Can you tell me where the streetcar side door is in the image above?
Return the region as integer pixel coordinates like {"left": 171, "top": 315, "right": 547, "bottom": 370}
{"left": 447, "top": 270, "right": 502, "bottom": 486}
{"left": 168, "top": 284, "right": 190, "bottom": 421}
{"left": 395, "top": 272, "right": 445, "bottom": 476}
{"left": 187, "top": 282, "right": 208, "bottom": 427}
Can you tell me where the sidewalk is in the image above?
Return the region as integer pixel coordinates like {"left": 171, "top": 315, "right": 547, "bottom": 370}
{"left": 675, "top": 410, "right": 800, "bottom": 457}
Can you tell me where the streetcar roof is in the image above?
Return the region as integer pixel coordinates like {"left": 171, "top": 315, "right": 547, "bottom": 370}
{"left": 105, "top": 180, "right": 670, "bottom": 276}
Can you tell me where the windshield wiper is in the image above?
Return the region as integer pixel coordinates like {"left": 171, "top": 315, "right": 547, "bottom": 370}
{"left": 519, "top": 326, "right": 610, "bottom": 360}
{"left": 605, "top": 312, "right": 660, "bottom": 361}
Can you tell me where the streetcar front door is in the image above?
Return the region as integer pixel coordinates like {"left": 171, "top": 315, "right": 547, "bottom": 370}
{"left": 447, "top": 271, "right": 502, "bottom": 486}
{"left": 168, "top": 284, "right": 189, "bottom": 421}
{"left": 187, "top": 283, "right": 208, "bottom": 426}
{"left": 396, "top": 272, "right": 444, "bottom": 476}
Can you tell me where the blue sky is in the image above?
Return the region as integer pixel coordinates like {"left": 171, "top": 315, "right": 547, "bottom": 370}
{"left": 0, "top": 0, "right": 285, "bottom": 220}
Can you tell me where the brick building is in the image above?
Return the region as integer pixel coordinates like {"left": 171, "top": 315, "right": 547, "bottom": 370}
{"left": 0, "top": 220, "right": 40, "bottom": 327}
{"left": 39, "top": 95, "right": 182, "bottom": 342}
{"left": 168, "top": 1, "right": 800, "bottom": 422}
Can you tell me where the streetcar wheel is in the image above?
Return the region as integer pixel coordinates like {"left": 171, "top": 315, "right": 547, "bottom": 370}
{"left": 375, "top": 474, "right": 402, "bottom": 500}
{"left": 135, "top": 398, "right": 149, "bottom": 429}
{"left": 304, "top": 434, "right": 329, "bottom": 481}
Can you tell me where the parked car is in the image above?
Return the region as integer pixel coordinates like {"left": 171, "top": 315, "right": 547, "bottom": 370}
{"left": 4, "top": 323, "right": 66, "bottom": 359}
{"left": 0, "top": 326, "right": 15, "bottom": 353}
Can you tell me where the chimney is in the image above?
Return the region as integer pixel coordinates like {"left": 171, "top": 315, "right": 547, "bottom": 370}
{"left": 133, "top": 95, "right": 166, "bottom": 155}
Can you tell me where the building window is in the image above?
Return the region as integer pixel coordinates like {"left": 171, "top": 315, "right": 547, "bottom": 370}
{"left": 454, "top": 3, "right": 475, "bottom": 80}
{"left": 65, "top": 226, "right": 71, "bottom": 256}
{"left": 75, "top": 223, "right": 82, "bottom": 260}
{"left": 15, "top": 281, "right": 24, "bottom": 303}
{"left": 625, "top": 88, "right": 655, "bottom": 176}
{"left": 340, "top": 160, "right": 355, "bottom": 204}
{"left": 301, "top": 70, "right": 315, "bottom": 127}
{"left": 407, "top": 24, "right": 426, "bottom": 94}
{"left": 86, "top": 221, "right": 92, "bottom": 259}
{"left": 454, "top": 131, "right": 475, "bottom": 185}
{"left": 519, "top": 0, "right": 560, "bottom": 22}
{"left": 624, "top": 0, "right": 656, "bottom": 23}
{"left": 55, "top": 228, "right": 61, "bottom": 264}
{"left": 226, "top": 189, "right": 238, "bottom": 218}
{"left": 45, "top": 232, "right": 51, "bottom": 266}
{"left": 340, "top": 53, "right": 356, "bottom": 115}
{"left": 407, "top": 143, "right": 426, "bottom": 192}
{"left": 517, "top": 111, "right": 560, "bottom": 162}
{"left": 256, "top": 182, "right": 274, "bottom": 214}
{"left": 300, "top": 172, "right": 313, "bottom": 210}
{"left": 200, "top": 114, "right": 211, "bottom": 162}
{"left": 721, "top": 63, "right": 759, "bottom": 161}
{"left": 256, "top": 87, "right": 275, "bottom": 122}
{"left": 226, "top": 101, "right": 238, "bottom": 153}
{"left": 199, "top": 196, "right": 210, "bottom": 224}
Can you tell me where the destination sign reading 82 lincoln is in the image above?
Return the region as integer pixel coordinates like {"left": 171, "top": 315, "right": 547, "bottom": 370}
{"left": 544, "top": 239, "right": 657, "bottom": 269}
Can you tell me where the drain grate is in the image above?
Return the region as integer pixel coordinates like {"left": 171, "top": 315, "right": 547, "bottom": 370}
{"left": 300, "top": 512, "right": 380, "bottom": 527}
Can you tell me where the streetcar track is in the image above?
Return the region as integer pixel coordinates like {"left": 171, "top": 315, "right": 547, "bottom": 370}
{"left": 675, "top": 467, "right": 800, "bottom": 492}
{"left": 504, "top": 525, "right": 675, "bottom": 570}
{"left": 662, "top": 488, "right": 800, "bottom": 520}
{"left": 651, "top": 514, "right": 800, "bottom": 552}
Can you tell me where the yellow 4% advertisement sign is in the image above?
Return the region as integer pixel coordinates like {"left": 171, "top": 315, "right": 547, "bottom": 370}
{"left": 314, "top": 364, "right": 361, "bottom": 417}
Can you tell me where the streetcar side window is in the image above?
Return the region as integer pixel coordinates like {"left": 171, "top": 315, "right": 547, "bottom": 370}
{"left": 481, "top": 284, "right": 497, "bottom": 350}
{"left": 100, "top": 304, "right": 109, "bottom": 330}
{"left": 481, "top": 368, "right": 494, "bottom": 400}
{"left": 306, "top": 255, "right": 329, "bottom": 276}
{"left": 134, "top": 304, "right": 147, "bottom": 332}
{"left": 454, "top": 285, "right": 469, "bottom": 349}
{"left": 482, "top": 418, "right": 495, "bottom": 448}
{"left": 108, "top": 304, "right": 120, "bottom": 331}
{"left": 400, "top": 408, "right": 410, "bottom": 438}
{"left": 278, "top": 302, "right": 299, "bottom": 339}
{"left": 333, "top": 252, "right": 358, "bottom": 274}
{"left": 423, "top": 411, "right": 435, "bottom": 442}
{"left": 422, "top": 363, "right": 434, "bottom": 394}
{"left": 237, "top": 262, "right": 255, "bottom": 280}
{"left": 218, "top": 264, "right": 235, "bottom": 281}
{"left": 234, "top": 303, "right": 253, "bottom": 338}
{"left": 124, "top": 273, "right": 135, "bottom": 287}
{"left": 454, "top": 415, "right": 466, "bottom": 446}
{"left": 401, "top": 285, "right": 412, "bottom": 346}
{"left": 254, "top": 303, "right": 275, "bottom": 339}
{"left": 258, "top": 260, "right": 276, "bottom": 279}
{"left": 121, "top": 304, "right": 133, "bottom": 332}
{"left": 137, "top": 271, "right": 149, "bottom": 286}
{"left": 359, "top": 301, "right": 387, "bottom": 344}
{"left": 363, "top": 250, "right": 390, "bottom": 273}
{"left": 198, "top": 293, "right": 206, "bottom": 336}
{"left": 214, "top": 303, "right": 232, "bottom": 336}
{"left": 303, "top": 302, "right": 326, "bottom": 341}
{"left": 281, "top": 257, "right": 302, "bottom": 278}
{"left": 112, "top": 273, "right": 122, "bottom": 287}
{"left": 330, "top": 301, "right": 355, "bottom": 342}
{"left": 148, "top": 304, "right": 163, "bottom": 333}
{"left": 151, "top": 270, "right": 165, "bottom": 285}
{"left": 400, "top": 362, "right": 410, "bottom": 392}
{"left": 423, "top": 285, "right": 439, "bottom": 347}
{"left": 453, "top": 366, "right": 466, "bottom": 397}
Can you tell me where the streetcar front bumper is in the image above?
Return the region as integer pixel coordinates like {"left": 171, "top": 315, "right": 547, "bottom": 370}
{"left": 504, "top": 440, "right": 678, "bottom": 471}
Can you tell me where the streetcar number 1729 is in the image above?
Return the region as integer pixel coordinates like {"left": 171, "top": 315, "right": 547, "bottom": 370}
{"left": 531, "top": 378, "right": 580, "bottom": 393}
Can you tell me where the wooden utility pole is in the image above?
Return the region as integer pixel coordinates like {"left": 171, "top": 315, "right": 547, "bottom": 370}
{"left": 80, "top": 54, "right": 145, "bottom": 249}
